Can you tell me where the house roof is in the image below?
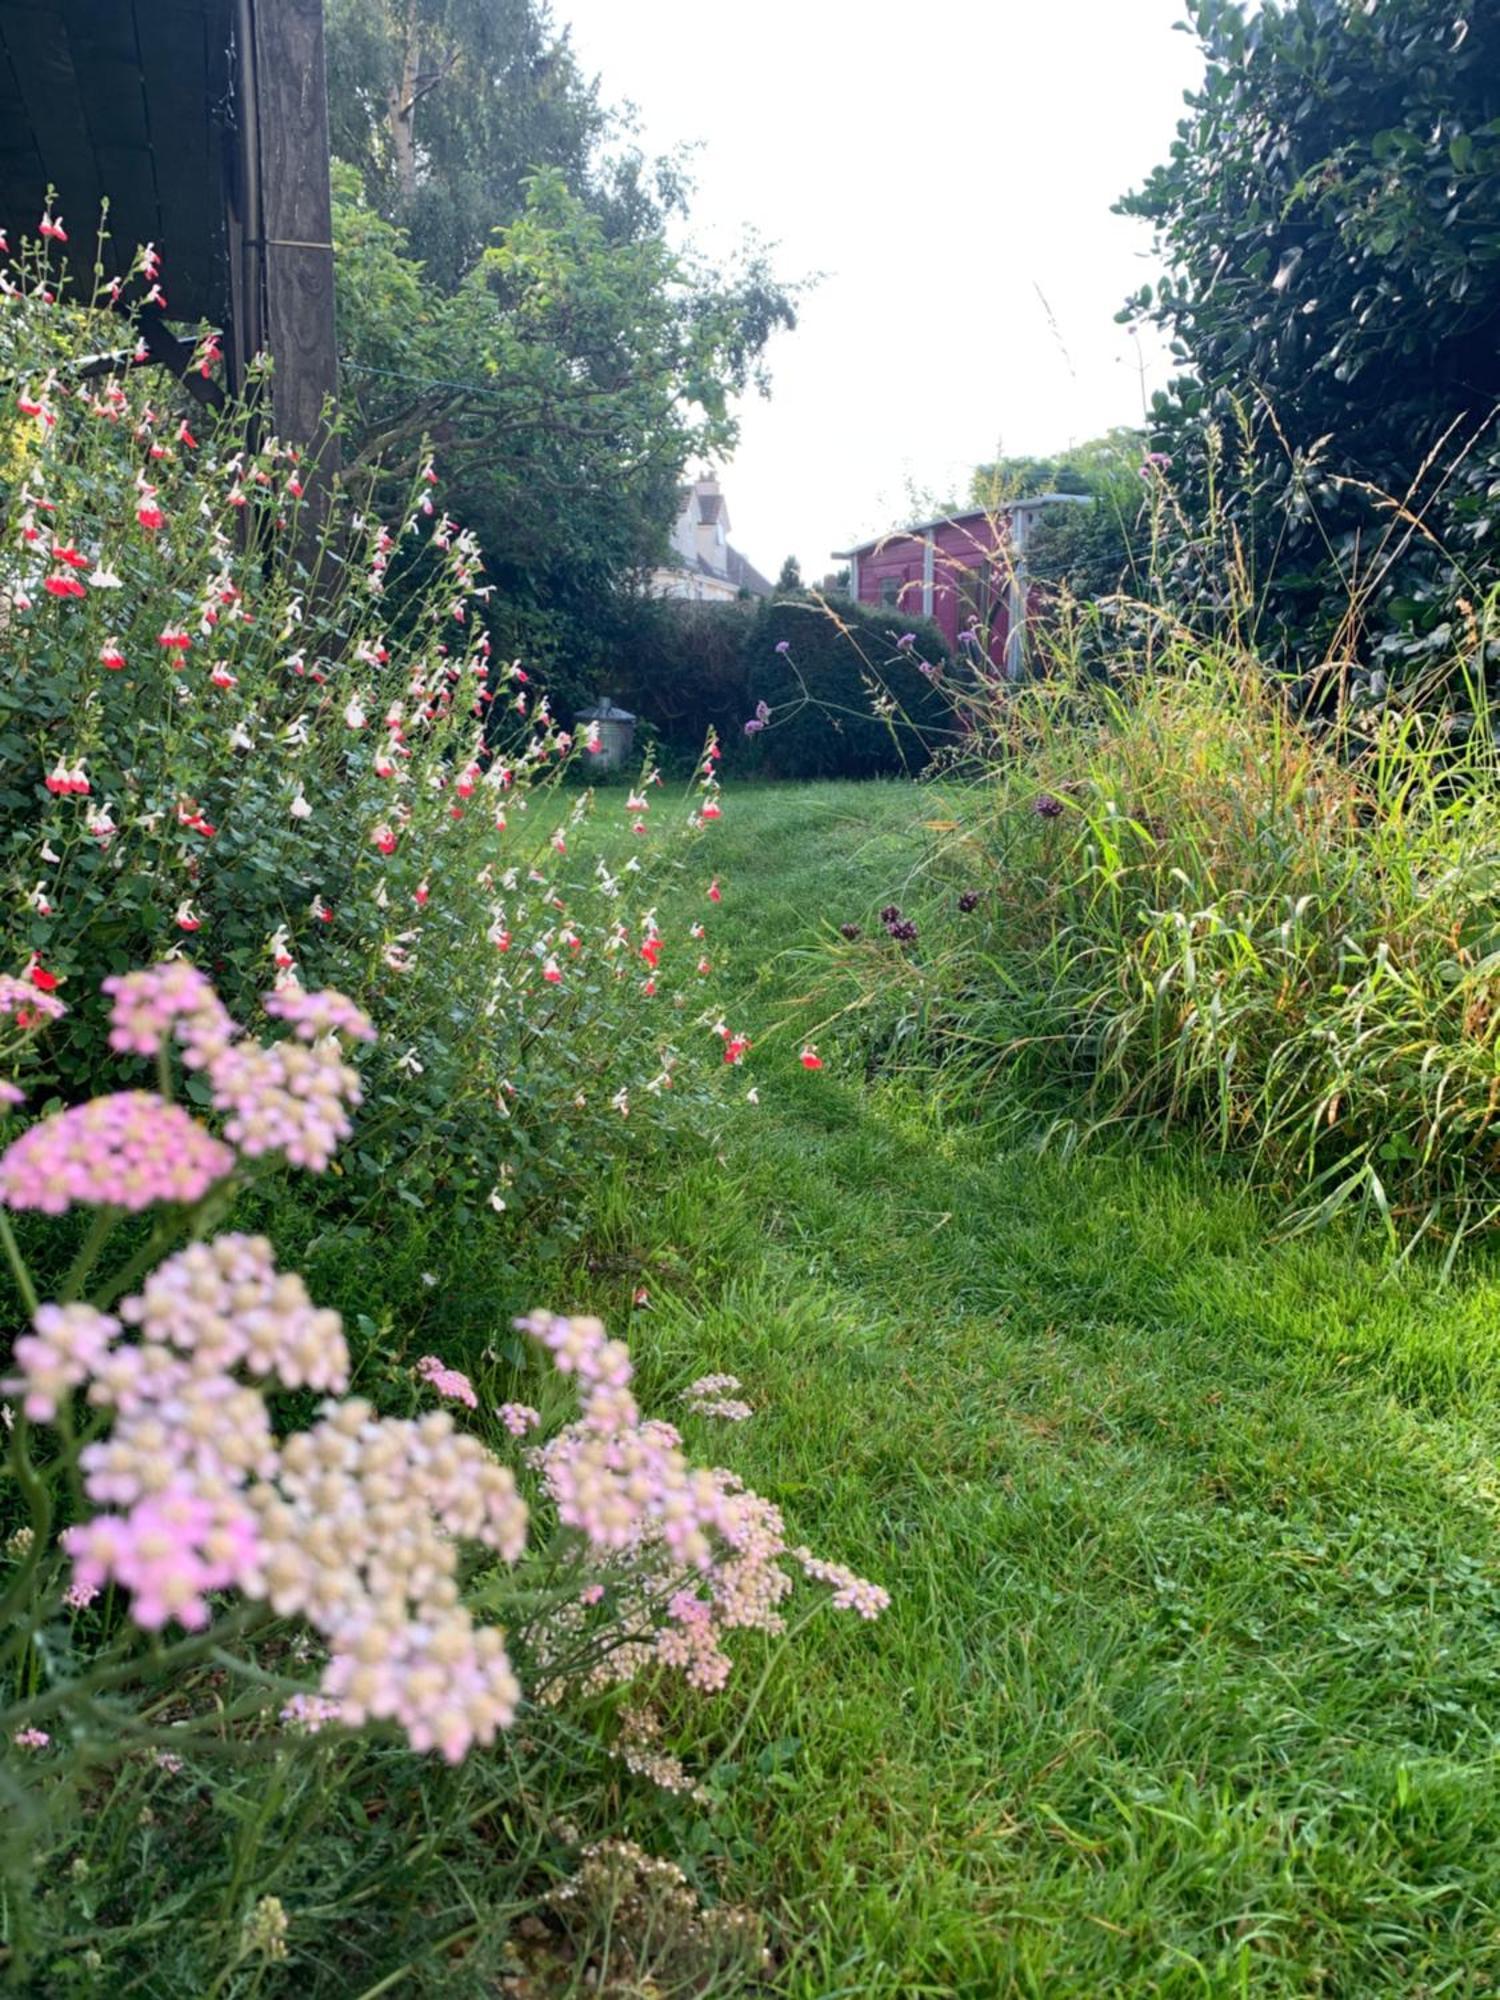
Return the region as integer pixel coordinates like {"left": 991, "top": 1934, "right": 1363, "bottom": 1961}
{"left": 0, "top": 0, "right": 234, "bottom": 325}
{"left": 725, "top": 546, "right": 772, "bottom": 597}
{"left": 832, "top": 493, "right": 1092, "bottom": 560}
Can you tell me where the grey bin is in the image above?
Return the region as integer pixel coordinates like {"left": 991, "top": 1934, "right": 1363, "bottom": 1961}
{"left": 575, "top": 698, "right": 637, "bottom": 773}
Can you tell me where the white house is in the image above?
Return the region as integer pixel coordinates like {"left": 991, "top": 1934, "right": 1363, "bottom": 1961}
{"left": 649, "top": 474, "right": 773, "bottom": 602}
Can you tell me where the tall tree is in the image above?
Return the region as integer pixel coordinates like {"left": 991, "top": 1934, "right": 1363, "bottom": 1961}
{"left": 326, "top": 0, "right": 606, "bottom": 288}
{"left": 1120, "top": 0, "right": 1500, "bottom": 678}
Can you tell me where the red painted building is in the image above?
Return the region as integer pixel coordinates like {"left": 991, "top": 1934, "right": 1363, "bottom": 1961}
{"left": 834, "top": 495, "right": 1090, "bottom": 674}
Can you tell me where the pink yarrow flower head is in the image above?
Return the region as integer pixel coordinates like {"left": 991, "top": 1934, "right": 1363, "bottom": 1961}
{"left": 261, "top": 985, "right": 376, "bottom": 1045}
{"left": 102, "top": 961, "right": 238, "bottom": 1066}
{"left": 496, "top": 1401, "right": 541, "bottom": 1437}
{"left": 0, "top": 1092, "right": 234, "bottom": 1214}
{"left": 6, "top": 1302, "right": 119, "bottom": 1420}
{"left": 416, "top": 1354, "right": 478, "bottom": 1409}
{"left": 207, "top": 1036, "right": 364, "bottom": 1172}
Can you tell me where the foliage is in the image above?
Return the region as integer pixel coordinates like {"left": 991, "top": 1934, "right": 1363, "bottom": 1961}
{"left": 0, "top": 959, "right": 883, "bottom": 1989}
{"left": 608, "top": 597, "right": 759, "bottom": 762}
{"left": 831, "top": 577, "right": 1500, "bottom": 1247}
{"left": 1119, "top": 0, "right": 1500, "bottom": 677}
{"left": 498, "top": 779, "right": 1500, "bottom": 1996}
{"left": 744, "top": 600, "right": 955, "bottom": 781}
{"left": 0, "top": 226, "right": 740, "bottom": 1244}
{"left": 332, "top": 165, "right": 797, "bottom": 717}
{"left": 326, "top": 0, "right": 613, "bottom": 291}
{"left": 969, "top": 426, "right": 1144, "bottom": 507}
{"left": 609, "top": 596, "right": 954, "bottom": 780}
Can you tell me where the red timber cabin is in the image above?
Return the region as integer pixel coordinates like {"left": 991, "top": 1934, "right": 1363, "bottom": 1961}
{"left": 834, "top": 495, "right": 1091, "bottom": 676}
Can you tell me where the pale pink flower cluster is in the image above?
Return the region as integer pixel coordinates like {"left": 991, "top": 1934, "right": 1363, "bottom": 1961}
{"left": 103, "top": 963, "right": 371, "bottom": 1174}
{"left": 0, "top": 976, "right": 65, "bottom": 1022}
{"left": 102, "top": 962, "right": 235, "bottom": 1064}
{"left": 416, "top": 1354, "right": 478, "bottom": 1409}
{"left": 681, "top": 1373, "right": 754, "bottom": 1423}
{"left": 7, "top": 1302, "right": 116, "bottom": 1419}
{"left": 791, "top": 1548, "right": 891, "bottom": 1619}
{"left": 262, "top": 987, "right": 376, "bottom": 1045}
{"left": 519, "top": 1313, "right": 887, "bottom": 1699}
{"left": 0, "top": 1093, "right": 234, "bottom": 1213}
{"left": 280, "top": 1692, "right": 343, "bottom": 1734}
{"left": 496, "top": 1401, "right": 541, "bottom": 1437}
{"left": 208, "top": 1036, "right": 364, "bottom": 1172}
{"left": 256, "top": 1400, "right": 527, "bottom": 1761}
{"left": 36, "top": 1233, "right": 525, "bottom": 1760}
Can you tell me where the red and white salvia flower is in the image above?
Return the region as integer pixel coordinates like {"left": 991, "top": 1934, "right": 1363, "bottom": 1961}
{"left": 371, "top": 823, "right": 398, "bottom": 856}
{"left": 99, "top": 638, "right": 125, "bottom": 671}
{"left": 343, "top": 694, "right": 367, "bottom": 730}
{"left": 38, "top": 208, "right": 66, "bottom": 242}
{"left": 800, "top": 1046, "right": 824, "bottom": 1070}
{"left": 174, "top": 900, "right": 201, "bottom": 933}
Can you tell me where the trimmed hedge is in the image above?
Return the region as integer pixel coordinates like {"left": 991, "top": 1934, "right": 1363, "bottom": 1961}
{"left": 611, "top": 594, "right": 953, "bottom": 778}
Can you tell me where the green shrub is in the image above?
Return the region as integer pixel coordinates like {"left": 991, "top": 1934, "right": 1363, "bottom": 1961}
{"left": 743, "top": 597, "right": 954, "bottom": 780}
{"left": 609, "top": 596, "right": 757, "bottom": 758}
{"left": 835, "top": 589, "right": 1500, "bottom": 1248}
{"left": 0, "top": 230, "right": 737, "bottom": 1250}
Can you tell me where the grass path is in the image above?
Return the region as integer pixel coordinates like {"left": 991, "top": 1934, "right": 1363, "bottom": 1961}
{"left": 564, "top": 782, "right": 1500, "bottom": 1997}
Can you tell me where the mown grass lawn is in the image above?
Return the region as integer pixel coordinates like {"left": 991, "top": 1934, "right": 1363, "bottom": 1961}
{"left": 547, "top": 780, "right": 1500, "bottom": 1998}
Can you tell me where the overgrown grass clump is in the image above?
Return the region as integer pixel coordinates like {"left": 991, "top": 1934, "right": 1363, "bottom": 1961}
{"left": 843, "top": 609, "right": 1500, "bottom": 1248}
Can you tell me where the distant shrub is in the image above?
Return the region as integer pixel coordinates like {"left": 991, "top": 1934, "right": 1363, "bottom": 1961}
{"left": 609, "top": 596, "right": 757, "bottom": 757}
{"left": 743, "top": 598, "right": 954, "bottom": 779}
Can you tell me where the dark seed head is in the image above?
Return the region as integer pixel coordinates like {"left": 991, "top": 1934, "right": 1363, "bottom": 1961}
{"left": 957, "top": 890, "right": 981, "bottom": 913}
{"left": 1032, "top": 793, "right": 1065, "bottom": 819}
{"left": 886, "top": 917, "right": 919, "bottom": 943}
{"left": 879, "top": 904, "right": 902, "bottom": 925}
{"left": 839, "top": 922, "right": 862, "bottom": 941}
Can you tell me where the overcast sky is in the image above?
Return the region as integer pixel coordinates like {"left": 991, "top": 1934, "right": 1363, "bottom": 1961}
{"left": 554, "top": 0, "right": 1206, "bottom": 581}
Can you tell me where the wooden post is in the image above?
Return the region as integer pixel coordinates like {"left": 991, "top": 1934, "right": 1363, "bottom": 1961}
{"left": 236, "top": 0, "right": 338, "bottom": 500}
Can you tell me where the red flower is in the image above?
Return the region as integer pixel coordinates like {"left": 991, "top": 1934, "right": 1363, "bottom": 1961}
{"left": 99, "top": 641, "right": 126, "bottom": 671}
{"left": 27, "top": 958, "right": 59, "bottom": 992}
{"left": 137, "top": 504, "right": 164, "bottom": 533}
{"left": 708, "top": 878, "right": 722, "bottom": 903}
{"left": 43, "top": 573, "right": 86, "bottom": 599}
{"left": 50, "top": 544, "right": 89, "bottom": 570}
{"left": 800, "top": 1046, "right": 824, "bottom": 1070}
{"left": 723, "top": 1034, "right": 750, "bottom": 1065}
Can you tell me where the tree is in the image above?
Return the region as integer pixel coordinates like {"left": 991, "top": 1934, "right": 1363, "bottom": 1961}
{"left": 1119, "top": 0, "right": 1500, "bottom": 677}
{"left": 326, "top": 0, "right": 606, "bottom": 289}
{"left": 332, "top": 166, "right": 797, "bottom": 709}
{"left": 776, "top": 555, "right": 805, "bottom": 593}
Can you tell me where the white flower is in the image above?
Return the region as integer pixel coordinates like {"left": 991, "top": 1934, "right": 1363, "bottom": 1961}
{"left": 396, "top": 1047, "right": 424, "bottom": 1076}
{"left": 88, "top": 567, "right": 123, "bottom": 589}
{"left": 289, "top": 787, "right": 312, "bottom": 821}
{"left": 488, "top": 1187, "right": 507, "bottom": 1212}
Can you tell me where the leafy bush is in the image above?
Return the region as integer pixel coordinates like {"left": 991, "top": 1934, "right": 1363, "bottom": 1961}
{"left": 835, "top": 583, "right": 1500, "bottom": 1249}
{"left": 743, "top": 598, "right": 954, "bottom": 780}
{"left": 0, "top": 224, "right": 740, "bottom": 1251}
{"left": 608, "top": 596, "right": 758, "bottom": 759}
{"left": 1121, "top": 0, "right": 1500, "bottom": 679}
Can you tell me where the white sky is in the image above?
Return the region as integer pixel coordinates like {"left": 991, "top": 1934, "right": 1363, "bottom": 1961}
{"left": 554, "top": 0, "right": 1206, "bottom": 581}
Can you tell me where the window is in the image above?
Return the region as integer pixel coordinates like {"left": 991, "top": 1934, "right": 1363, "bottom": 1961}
{"left": 880, "top": 574, "right": 901, "bottom": 607}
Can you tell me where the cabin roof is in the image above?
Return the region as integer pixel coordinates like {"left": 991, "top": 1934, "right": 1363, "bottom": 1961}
{"left": 832, "top": 493, "right": 1092, "bottom": 560}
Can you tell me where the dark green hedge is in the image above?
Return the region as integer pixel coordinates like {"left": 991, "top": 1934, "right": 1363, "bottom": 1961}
{"left": 609, "top": 594, "right": 953, "bottom": 778}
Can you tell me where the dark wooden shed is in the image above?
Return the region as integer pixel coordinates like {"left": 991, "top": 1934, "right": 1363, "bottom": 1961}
{"left": 0, "top": 0, "right": 337, "bottom": 449}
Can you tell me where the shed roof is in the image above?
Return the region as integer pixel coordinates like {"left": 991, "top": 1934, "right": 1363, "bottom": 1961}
{"left": 833, "top": 493, "right": 1092, "bottom": 560}
{"left": 0, "top": 0, "right": 234, "bottom": 325}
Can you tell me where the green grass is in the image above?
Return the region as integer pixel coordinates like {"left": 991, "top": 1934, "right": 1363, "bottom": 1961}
{"left": 535, "top": 780, "right": 1500, "bottom": 1998}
